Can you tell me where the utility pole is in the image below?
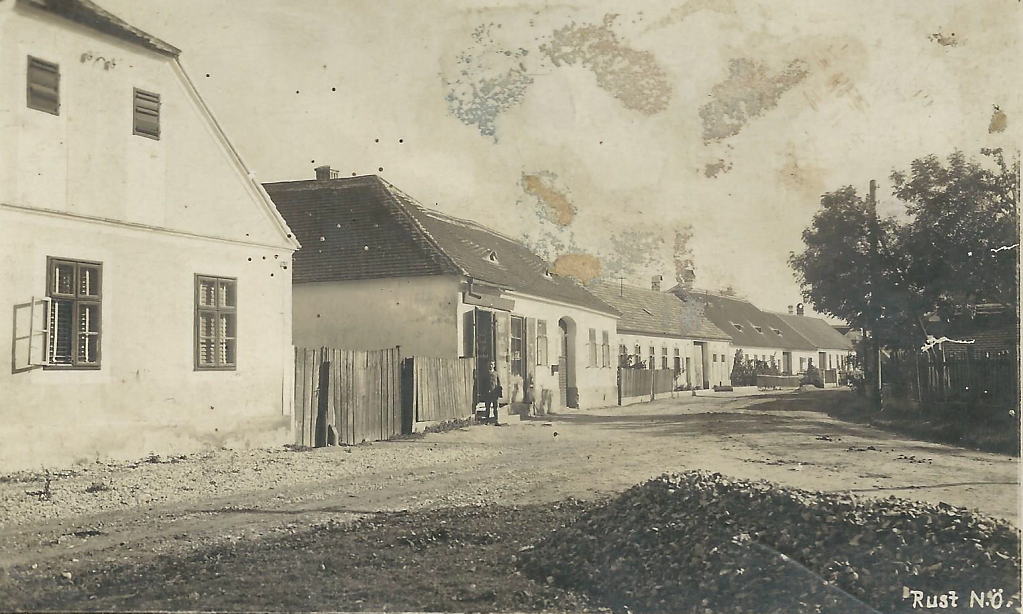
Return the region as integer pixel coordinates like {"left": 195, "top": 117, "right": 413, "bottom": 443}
{"left": 868, "top": 179, "right": 882, "bottom": 409}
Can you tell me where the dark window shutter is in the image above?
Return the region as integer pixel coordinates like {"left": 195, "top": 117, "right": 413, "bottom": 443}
{"left": 494, "top": 311, "right": 510, "bottom": 400}
{"left": 27, "top": 57, "right": 60, "bottom": 115}
{"left": 525, "top": 317, "right": 537, "bottom": 382}
{"left": 462, "top": 309, "right": 475, "bottom": 357}
{"left": 133, "top": 88, "right": 160, "bottom": 139}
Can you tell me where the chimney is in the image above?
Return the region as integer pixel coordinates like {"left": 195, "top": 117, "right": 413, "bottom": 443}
{"left": 651, "top": 275, "right": 663, "bottom": 292}
{"left": 314, "top": 165, "right": 340, "bottom": 180}
{"left": 796, "top": 303, "right": 804, "bottom": 316}
{"left": 681, "top": 268, "right": 696, "bottom": 290}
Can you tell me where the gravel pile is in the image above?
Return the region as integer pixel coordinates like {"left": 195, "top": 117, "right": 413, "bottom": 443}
{"left": 520, "top": 471, "right": 1021, "bottom": 614}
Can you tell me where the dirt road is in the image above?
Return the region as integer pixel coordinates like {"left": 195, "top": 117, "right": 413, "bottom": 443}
{"left": 1, "top": 389, "right": 1018, "bottom": 609}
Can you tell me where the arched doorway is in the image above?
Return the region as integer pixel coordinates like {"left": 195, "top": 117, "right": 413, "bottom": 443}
{"left": 558, "top": 317, "right": 578, "bottom": 408}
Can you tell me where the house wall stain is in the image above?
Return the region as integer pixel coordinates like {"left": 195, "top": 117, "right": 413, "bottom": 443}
{"left": 552, "top": 252, "right": 602, "bottom": 283}
{"left": 522, "top": 171, "right": 576, "bottom": 226}
{"left": 699, "top": 58, "right": 810, "bottom": 143}
{"left": 541, "top": 14, "right": 671, "bottom": 116}
{"left": 989, "top": 105, "right": 1008, "bottom": 133}
{"left": 443, "top": 23, "right": 534, "bottom": 140}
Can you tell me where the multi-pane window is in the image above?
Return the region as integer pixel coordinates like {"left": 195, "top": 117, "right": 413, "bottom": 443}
{"left": 601, "top": 331, "right": 610, "bottom": 368}
{"left": 133, "top": 88, "right": 161, "bottom": 139}
{"left": 28, "top": 56, "right": 60, "bottom": 115}
{"left": 536, "top": 319, "right": 548, "bottom": 366}
{"left": 47, "top": 258, "right": 102, "bottom": 368}
{"left": 588, "top": 328, "right": 597, "bottom": 367}
{"left": 648, "top": 346, "right": 655, "bottom": 370}
{"left": 799, "top": 357, "right": 806, "bottom": 372}
{"left": 619, "top": 344, "right": 627, "bottom": 367}
{"left": 195, "top": 275, "right": 237, "bottom": 369}
{"left": 511, "top": 316, "right": 524, "bottom": 377}
{"left": 661, "top": 346, "right": 668, "bottom": 370}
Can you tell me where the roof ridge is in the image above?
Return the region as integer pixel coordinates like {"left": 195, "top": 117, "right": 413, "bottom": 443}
{"left": 23, "top": 0, "right": 181, "bottom": 56}
{"left": 374, "top": 177, "right": 467, "bottom": 278}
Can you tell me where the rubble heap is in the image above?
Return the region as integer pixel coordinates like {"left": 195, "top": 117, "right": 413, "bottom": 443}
{"left": 520, "top": 471, "right": 1020, "bottom": 613}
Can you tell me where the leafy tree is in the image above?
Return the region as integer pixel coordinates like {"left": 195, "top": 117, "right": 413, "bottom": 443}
{"left": 790, "top": 149, "right": 1019, "bottom": 351}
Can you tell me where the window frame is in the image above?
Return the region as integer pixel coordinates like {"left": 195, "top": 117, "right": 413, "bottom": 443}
{"left": 44, "top": 257, "right": 102, "bottom": 370}
{"left": 601, "top": 330, "right": 610, "bottom": 368}
{"left": 27, "top": 56, "right": 60, "bottom": 115}
{"left": 510, "top": 315, "right": 525, "bottom": 377}
{"left": 661, "top": 346, "right": 668, "bottom": 370}
{"left": 194, "top": 274, "right": 238, "bottom": 371}
{"left": 648, "top": 345, "right": 655, "bottom": 370}
{"left": 588, "top": 328, "right": 597, "bottom": 367}
{"left": 133, "top": 87, "right": 161, "bottom": 140}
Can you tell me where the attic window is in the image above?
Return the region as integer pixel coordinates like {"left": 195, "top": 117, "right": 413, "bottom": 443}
{"left": 753, "top": 326, "right": 763, "bottom": 333}
{"left": 642, "top": 308, "right": 654, "bottom": 316}
{"left": 27, "top": 56, "right": 60, "bottom": 115}
{"left": 133, "top": 88, "right": 161, "bottom": 140}
{"left": 543, "top": 268, "right": 553, "bottom": 279}
{"left": 486, "top": 250, "right": 499, "bottom": 264}
{"left": 771, "top": 328, "right": 783, "bottom": 335}
{"left": 731, "top": 323, "right": 744, "bottom": 332}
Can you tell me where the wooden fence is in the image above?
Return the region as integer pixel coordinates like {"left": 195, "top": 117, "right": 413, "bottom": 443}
{"left": 618, "top": 368, "right": 676, "bottom": 404}
{"left": 408, "top": 356, "right": 475, "bottom": 423}
{"left": 293, "top": 346, "right": 404, "bottom": 447}
{"left": 885, "top": 351, "right": 1019, "bottom": 415}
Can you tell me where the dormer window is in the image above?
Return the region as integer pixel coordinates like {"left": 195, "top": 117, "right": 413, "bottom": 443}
{"left": 732, "top": 323, "right": 743, "bottom": 332}
{"left": 543, "top": 268, "right": 553, "bottom": 279}
{"left": 771, "top": 328, "right": 783, "bottom": 335}
{"left": 486, "top": 250, "right": 499, "bottom": 264}
{"left": 753, "top": 326, "right": 763, "bottom": 333}
{"left": 642, "top": 308, "right": 653, "bottom": 316}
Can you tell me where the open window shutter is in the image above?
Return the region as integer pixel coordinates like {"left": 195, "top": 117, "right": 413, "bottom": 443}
{"left": 494, "top": 311, "right": 511, "bottom": 402}
{"left": 462, "top": 309, "right": 475, "bottom": 357}
{"left": 525, "top": 317, "right": 537, "bottom": 393}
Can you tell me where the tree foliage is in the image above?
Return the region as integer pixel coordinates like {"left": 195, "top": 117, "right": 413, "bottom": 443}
{"left": 790, "top": 149, "right": 1019, "bottom": 349}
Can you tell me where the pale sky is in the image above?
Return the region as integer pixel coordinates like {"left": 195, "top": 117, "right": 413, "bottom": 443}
{"left": 102, "top": 0, "right": 1019, "bottom": 318}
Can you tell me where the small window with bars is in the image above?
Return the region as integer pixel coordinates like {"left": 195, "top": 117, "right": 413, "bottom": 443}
{"left": 133, "top": 88, "right": 161, "bottom": 139}
{"left": 46, "top": 258, "right": 102, "bottom": 368}
{"left": 28, "top": 56, "right": 60, "bottom": 115}
{"left": 195, "top": 275, "right": 237, "bottom": 370}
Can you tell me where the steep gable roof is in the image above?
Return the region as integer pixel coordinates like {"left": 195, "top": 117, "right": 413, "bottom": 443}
{"left": 587, "top": 281, "right": 730, "bottom": 341}
{"left": 773, "top": 313, "right": 855, "bottom": 351}
{"left": 264, "top": 175, "right": 618, "bottom": 316}
{"left": 19, "top": 0, "right": 180, "bottom": 56}
{"left": 670, "top": 287, "right": 817, "bottom": 351}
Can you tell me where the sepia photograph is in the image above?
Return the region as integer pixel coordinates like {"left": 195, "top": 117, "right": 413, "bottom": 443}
{"left": 0, "top": 0, "right": 1020, "bottom": 612}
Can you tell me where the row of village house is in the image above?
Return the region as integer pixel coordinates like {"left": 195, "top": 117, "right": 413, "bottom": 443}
{"left": 0, "top": 0, "right": 853, "bottom": 471}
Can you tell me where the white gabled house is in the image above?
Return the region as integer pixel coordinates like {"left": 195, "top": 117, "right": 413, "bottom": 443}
{"left": 0, "top": 0, "right": 300, "bottom": 470}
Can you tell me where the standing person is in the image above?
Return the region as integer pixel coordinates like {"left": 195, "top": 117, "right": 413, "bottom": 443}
{"left": 483, "top": 361, "right": 502, "bottom": 426}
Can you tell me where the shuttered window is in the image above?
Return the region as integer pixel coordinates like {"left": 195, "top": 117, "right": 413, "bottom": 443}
{"left": 28, "top": 57, "right": 60, "bottom": 115}
{"left": 46, "top": 258, "right": 101, "bottom": 368}
{"left": 133, "top": 88, "right": 160, "bottom": 139}
{"left": 195, "top": 275, "right": 237, "bottom": 370}
{"left": 587, "top": 328, "right": 597, "bottom": 367}
{"left": 601, "top": 331, "right": 610, "bottom": 368}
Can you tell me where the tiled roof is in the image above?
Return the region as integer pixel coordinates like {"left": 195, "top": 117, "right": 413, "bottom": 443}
{"left": 264, "top": 175, "right": 618, "bottom": 315}
{"left": 587, "top": 281, "right": 731, "bottom": 341}
{"left": 21, "top": 0, "right": 181, "bottom": 56}
{"left": 773, "top": 313, "right": 855, "bottom": 351}
{"left": 670, "top": 287, "right": 817, "bottom": 351}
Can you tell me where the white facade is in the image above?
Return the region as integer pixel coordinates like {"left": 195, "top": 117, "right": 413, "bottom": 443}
{"left": 616, "top": 332, "right": 731, "bottom": 390}
{"left": 0, "top": 3, "right": 298, "bottom": 470}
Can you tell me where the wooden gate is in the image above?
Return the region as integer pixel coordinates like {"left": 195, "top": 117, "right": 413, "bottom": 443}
{"left": 407, "top": 356, "right": 475, "bottom": 423}
{"left": 293, "top": 346, "right": 404, "bottom": 447}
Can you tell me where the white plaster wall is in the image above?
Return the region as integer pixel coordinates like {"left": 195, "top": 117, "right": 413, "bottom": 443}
{"left": 0, "top": 209, "right": 294, "bottom": 470}
{"left": 0, "top": 5, "right": 291, "bottom": 249}
{"left": 292, "top": 276, "right": 461, "bottom": 357}
{"left": 457, "top": 292, "right": 619, "bottom": 410}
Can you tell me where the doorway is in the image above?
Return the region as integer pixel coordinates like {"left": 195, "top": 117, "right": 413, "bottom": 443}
{"left": 782, "top": 351, "right": 793, "bottom": 375}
